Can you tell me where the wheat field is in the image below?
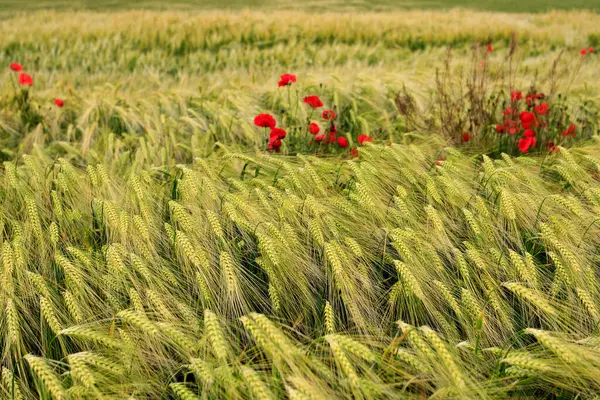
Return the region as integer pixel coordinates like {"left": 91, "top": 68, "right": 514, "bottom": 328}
{"left": 1, "top": 9, "right": 600, "bottom": 400}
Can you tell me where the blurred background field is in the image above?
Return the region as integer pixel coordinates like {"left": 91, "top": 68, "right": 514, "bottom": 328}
{"left": 1, "top": 0, "right": 600, "bottom": 12}
{"left": 2, "top": 8, "right": 599, "bottom": 160}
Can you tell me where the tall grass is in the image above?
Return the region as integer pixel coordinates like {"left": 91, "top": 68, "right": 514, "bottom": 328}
{"left": 2, "top": 138, "right": 600, "bottom": 398}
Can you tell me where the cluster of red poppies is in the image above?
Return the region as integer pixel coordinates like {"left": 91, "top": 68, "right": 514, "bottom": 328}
{"left": 303, "top": 98, "right": 373, "bottom": 156}
{"left": 495, "top": 90, "right": 560, "bottom": 153}
{"left": 303, "top": 99, "right": 340, "bottom": 145}
{"left": 9, "top": 62, "right": 64, "bottom": 107}
{"left": 494, "top": 89, "right": 582, "bottom": 153}
{"left": 9, "top": 62, "right": 33, "bottom": 86}
{"left": 253, "top": 114, "right": 286, "bottom": 151}
{"left": 581, "top": 47, "right": 595, "bottom": 56}
{"left": 253, "top": 74, "right": 373, "bottom": 156}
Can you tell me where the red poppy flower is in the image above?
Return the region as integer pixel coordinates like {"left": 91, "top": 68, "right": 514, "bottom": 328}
{"left": 327, "top": 131, "right": 337, "bottom": 144}
{"left": 270, "top": 127, "right": 287, "bottom": 139}
{"left": 523, "top": 128, "right": 536, "bottom": 138}
{"left": 511, "top": 91, "right": 523, "bottom": 101}
{"left": 10, "top": 63, "right": 23, "bottom": 72}
{"left": 589, "top": 47, "right": 594, "bottom": 53}
{"left": 322, "top": 110, "right": 336, "bottom": 120}
{"left": 254, "top": 114, "right": 276, "bottom": 129}
{"left": 581, "top": 49, "right": 587, "bottom": 56}
{"left": 519, "top": 111, "right": 536, "bottom": 129}
{"left": 267, "top": 138, "right": 282, "bottom": 152}
{"left": 487, "top": 44, "right": 493, "bottom": 53}
{"left": 534, "top": 102, "right": 549, "bottom": 115}
{"left": 54, "top": 98, "right": 64, "bottom": 108}
{"left": 357, "top": 134, "right": 372, "bottom": 144}
{"left": 278, "top": 73, "right": 296, "bottom": 87}
{"left": 350, "top": 148, "right": 359, "bottom": 158}
{"left": 309, "top": 122, "right": 320, "bottom": 135}
{"left": 268, "top": 129, "right": 284, "bottom": 152}
{"left": 500, "top": 119, "right": 519, "bottom": 134}
{"left": 461, "top": 132, "right": 471, "bottom": 143}
{"left": 18, "top": 73, "right": 33, "bottom": 86}
{"left": 337, "top": 136, "right": 349, "bottom": 148}
{"left": 303, "top": 95, "right": 324, "bottom": 109}
{"left": 268, "top": 137, "right": 282, "bottom": 147}
{"left": 315, "top": 134, "right": 325, "bottom": 142}
{"left": 518, "top": 136, "right": 536, "bottom": 153}
{"left": 435, "top": 158, "right": 445, "bottom": 166}
{"left": 502, "top": 106, "right": 513, "bottom": 117}
{"left": 268, "top": 132, "right": 279, "bottom": 144}
{"left": 546, "top": 141, "right": 559, "bottom": 153}
{"left": 536, "top": 93, "right": 545, "bottom": 99}
{"left": 561, "top": 124, "right": 576, "bottom": 137}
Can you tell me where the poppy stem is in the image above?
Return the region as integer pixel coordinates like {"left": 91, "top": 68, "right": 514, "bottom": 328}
{"left": 287, "top": 85, "right": 292, "bottom": 124}
{"left": 294, "top": 87, "right": 299, "bottom": 122}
